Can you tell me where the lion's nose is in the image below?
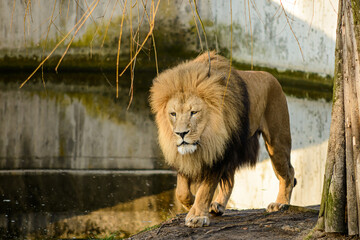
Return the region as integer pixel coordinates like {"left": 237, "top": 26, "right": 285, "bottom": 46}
{"left": 175, "top": 131, "right": 189, "bottom": 139}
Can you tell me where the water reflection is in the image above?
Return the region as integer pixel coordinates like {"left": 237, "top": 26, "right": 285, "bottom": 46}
{"left": 0, "top": 170, "right": 183, "bottom": 239}
{"left": 0, "top": 72, "right": 184, "bottom": 238}
{"left": 30, "top": 189, "right": 183, "bottom": 239}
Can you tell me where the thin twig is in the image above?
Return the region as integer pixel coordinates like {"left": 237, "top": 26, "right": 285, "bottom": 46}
{"left": 156, "top": 224, "right": 164, "bottom": 235}
{"left": 101, "top": 69, "right": 114, "bottom": 87}
{"left": 328, "top": 0, "right": 337, "bottom": 14}
{"left": 150, "top": 0, "right": 159, "bottom": 77}
{"left": 29, "top": 0, "right": 33, "bottom": 22}
{"left": 59, "top": 0, "right": 63, "bottom": 15}
{"left": 222, "top": 0, "right": 232, "bottom": 106}
{"left": 118, "top": 0, "right": 160, "bottom": 79}
{"left": 10, "top": 0, "right": 16, "bottom": 33}
{"left": 247, "top": 0, "right": 253, "bottom": 70}
{"left": 133, "top": 0, "right": 147, "bottom": 40}
{"left": 55, "top": 0, "right": 100, "bottom": 72}
{"left": 249, "top": 0, "right": 264, "bottom": 26}
{"left": 307, "top": 0, "right": 315, "bottom": 35}
{"left": 130, "top": 0, "right": 147, "bottom": 50}
{"left": 33, "top": 13, "right": 61, "bottom": 38}
{"left": 125, "top": 0, "right": 161, "bottom": 107}
{"left": 128, "top": 0, "right": 134, "bottom": 109}
{"left": 101, "top": 0, "right": 118, "bottom": 48}
{"left": 270, "top": 2, "right": 282, "bottom": 20}
{"left": 116, "top": 0, "right": 128, "bottom": 98}
{"left": 244, "top": 0, "right": 248, "bottom": 33}
{"left": 24, "top": 0, "right": 32, "bottom": 46}
{"left": 151, "top": 34, "right": 159, "bottom": 75}
{"left": 66, "top": 0, "right": 70, "bottom": 19}
{"left": 41, "top": 0, "right": 58, "bottom": 88}
{"left": 43, "top": 0, "right": 58, "bottom": 51}
{"left": 274, "top": 19, "right": 288, "bottom": 37}
{"left": 20, "top": 0, "right": 98, "bottom": 88}
{"left": 140, "top": 0, "right": 159, "bottom": 77}
{"left": 192, "top": 0, "right": 210, "bottom": 76}
{"left": 188, "top": 0, "right": 203, "bottom": 51}
{"left": 127, "top": 0, "right": 142, "bottom": 110}
{"left": 84, "top": 0, "right": 98, "bottom": 25}
{"left": 279, "top": 0, "right": 304, "bottom": 61}
{"left": 90, "top": 0, "right": 112, "bottom": 57}
{"left": 50, "top": 18, "right": 65, "bottom": 36}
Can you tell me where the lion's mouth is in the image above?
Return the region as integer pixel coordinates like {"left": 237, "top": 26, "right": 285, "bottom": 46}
{"left": 177, "top": 141, "right": 199, "bottom": 147}
{"left": 177, "top": 141, "right": 199, "bottom": 155}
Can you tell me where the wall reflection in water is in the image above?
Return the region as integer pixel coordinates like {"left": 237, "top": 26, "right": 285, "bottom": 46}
{"left": 0, "top": 170, "right": 183, "bottom": 239}
{"left": 0, "top": 72, "right": 185, "bottom": 239}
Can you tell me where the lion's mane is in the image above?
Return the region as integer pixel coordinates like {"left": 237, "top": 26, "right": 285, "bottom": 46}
{"left": 150, "top": 52, "right": 259, "bottom": 180}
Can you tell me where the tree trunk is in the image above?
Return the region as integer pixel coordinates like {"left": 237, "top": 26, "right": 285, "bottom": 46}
{"left": 316, "top": 0, "right": 360, "bottom": 235}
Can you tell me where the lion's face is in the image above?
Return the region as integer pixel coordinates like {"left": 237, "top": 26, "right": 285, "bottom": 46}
{"left": 166, "top": 94, "right": 208, "bottom": 155}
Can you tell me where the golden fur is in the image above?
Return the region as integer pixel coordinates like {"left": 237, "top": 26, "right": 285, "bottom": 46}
{"left": 149, "top": 52, "right": 295, "bottom": 228}
{"left": 150, "top": 53, "right": 248, "bottom": 178}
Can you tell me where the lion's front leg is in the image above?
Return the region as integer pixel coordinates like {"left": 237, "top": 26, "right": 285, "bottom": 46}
{"left": 185, "top": 177, "right": 219, "bottom": 228}
{"left": 176, "top": 174, "right": 194, "bottom": 210}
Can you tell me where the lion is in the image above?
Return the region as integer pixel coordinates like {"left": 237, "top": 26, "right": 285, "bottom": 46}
{"left": 149, "top": 52, "right": 295, "bottom": 228}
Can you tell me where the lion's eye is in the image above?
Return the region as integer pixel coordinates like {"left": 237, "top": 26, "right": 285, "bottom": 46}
{"left": 190, "top": 111, "right": 198, "bottom": 116}
{"left": 170, "top": 112, "right": 176, "bottom": 117}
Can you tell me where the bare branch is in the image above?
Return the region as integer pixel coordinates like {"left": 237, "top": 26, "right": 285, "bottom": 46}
{"left": 192, "top": 0, "right": 211, "bottom": 76}
{"left": 279, "top": 0, "right": 304, "bottom": 61}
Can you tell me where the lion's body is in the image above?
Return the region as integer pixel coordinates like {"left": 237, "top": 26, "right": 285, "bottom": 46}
{"left": 150, "top": 53, "right": 295, "bottom": 228}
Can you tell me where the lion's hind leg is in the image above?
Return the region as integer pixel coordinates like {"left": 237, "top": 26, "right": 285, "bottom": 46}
{"left": 261, "top": 90, "right": 295, "bottom": 212}
{"left": 209, "top": 171, "right": 235, "bottom": 216}
{"left": 263, "top": 134, "right": 295, "bottom": 212}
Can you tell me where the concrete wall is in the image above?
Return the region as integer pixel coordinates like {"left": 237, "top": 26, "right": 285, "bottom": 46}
{"left": 1, "top": 74, "right": 332, "bottom": 209}
{"left": 0, "top": 74, "right": 161, "bottom": 170}
{"left": 206, "top": 0, "right": 338, "bottom": 75}
{"left": 0, "top": 0, "right": 338, "bottom": 76}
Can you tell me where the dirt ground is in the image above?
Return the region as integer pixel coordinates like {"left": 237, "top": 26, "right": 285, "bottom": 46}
{"left": 127, "top": 205, "right": 357, "bottom": 240}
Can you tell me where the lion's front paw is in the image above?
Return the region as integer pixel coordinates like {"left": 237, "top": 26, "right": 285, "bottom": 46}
{"left": 185, "top": 215, "right": 210, "bottom": 228}
{"left": 209, "top": 202, "right": 225, "bottom": 216}
{"left": 267, "top": 202, "right": 289, "bottom": 212}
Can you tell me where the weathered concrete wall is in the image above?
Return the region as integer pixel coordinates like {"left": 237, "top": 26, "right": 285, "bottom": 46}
{"left": 1, "top": 74, "right": 332, "bottom": 207}
{"left": 206, "top": 0, "right": 338, "bottom": 75}
{"left": 0, "top": 73, "right": 161, "bottom": 170}
{"left": 0, "top": 0, "right": 338, "bottom": 77}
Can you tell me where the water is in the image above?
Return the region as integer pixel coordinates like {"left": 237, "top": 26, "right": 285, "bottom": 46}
{"left": 0, "top": 170, "right": 181, "bottom": 238}
{"left": 0, "top": 72, "right": 184, "bottom": 239}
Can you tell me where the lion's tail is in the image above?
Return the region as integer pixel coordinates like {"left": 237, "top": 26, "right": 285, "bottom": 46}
{"left": 243, "top": 131, "right": 260, "bottom": 167}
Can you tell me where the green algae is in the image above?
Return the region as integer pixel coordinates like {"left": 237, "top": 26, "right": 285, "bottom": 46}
{"left": 231, "top": 60, "right": 333, "bottom": 101}
{"left": 0, "top": 9, "right": 333, "bottom": 102}
{"left": 0, "top": 21, "right": 333, "bottom": 102}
